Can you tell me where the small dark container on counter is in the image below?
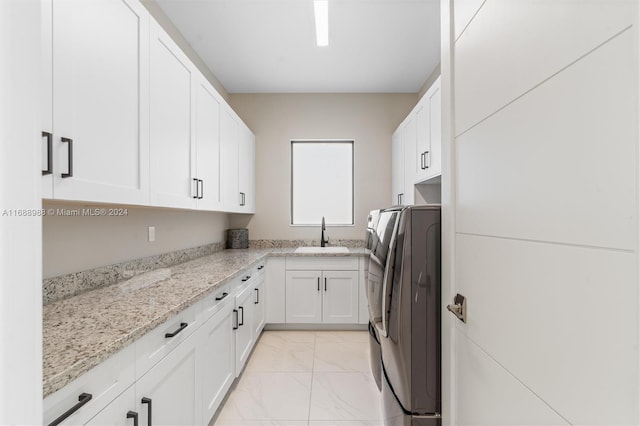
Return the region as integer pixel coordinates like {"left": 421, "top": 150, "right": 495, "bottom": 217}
{"left": 226, "top": 228, "right": 249, "bottom": 249}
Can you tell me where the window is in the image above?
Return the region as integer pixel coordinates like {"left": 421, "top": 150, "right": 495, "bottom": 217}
{"left": 291, "top": 140, "right": 354, "bottom": 226}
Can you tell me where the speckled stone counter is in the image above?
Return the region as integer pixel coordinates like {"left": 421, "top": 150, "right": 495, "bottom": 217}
{"left": 43, "top": 247, "right": 366, "bottom": 397}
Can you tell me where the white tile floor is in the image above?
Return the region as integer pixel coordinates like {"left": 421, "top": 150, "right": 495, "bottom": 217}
{"left": 214, "top": 330, "right": 384, "bottom": 426}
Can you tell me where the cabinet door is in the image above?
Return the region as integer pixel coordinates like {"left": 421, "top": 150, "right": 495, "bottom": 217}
{"left": 415, "top": 100, "right": 430, "bottom": 182}
{"left": 285, "top": 270, "right": 322, "bottom": 323}
{"left": 42, "top": 0, "right": 53, "bottom": 198}
{"left": 84, "top": 386, "right": 136, "bottom": 426}
{"left": 234, "top": 282, "right": 255, "bottom": 376}
{"left": 51, "top": 0, "right": 150, "bottom": 205}
{"left": 200, "top": 303, "right": 234, "bottom": 424}
{"left": 426, "top": 78, "right": 442, "bottom": 179}
{"left": 402, "top": 115, "right": 416, "bottom": 205}
{"left": 238, "top": 124, "right": 255, "bottom": 213}
{"left": 194, "top": 75, "right": 221, "bottom": 211}
{"left": 265, "top": 257, "right": 286, "bottom": 323}
{"left": 391, "top": 130, "right": 403, "bottom": 205}
{"left": 322, "top": 270, "right": 359, "bottom": 324}
{"left": 252, "top": 274, "right": 266, "bottom": 336}
{"left": 220, "top": 107, "right": 239, "bottom": 212}
{"left": 135, "top": 331, "right": 201, "bottom": 426}
{"left": 149, "top": 20, "right": 196, "bottom": 209}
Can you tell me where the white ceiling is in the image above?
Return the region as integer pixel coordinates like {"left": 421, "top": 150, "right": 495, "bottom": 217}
{"left": 154, "top": 0, "right": 441, "bottom": 93}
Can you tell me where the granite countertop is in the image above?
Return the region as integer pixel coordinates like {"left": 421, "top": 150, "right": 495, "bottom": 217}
{"left": 43, "top": 247, "right": 366, "bottom": 397}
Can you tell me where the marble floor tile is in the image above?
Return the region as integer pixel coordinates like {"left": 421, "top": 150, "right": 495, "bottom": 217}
{"left": 309, "top": 372, "right": 383, "bottom": 421}
{"left": 309, "top": 422, "right": 384, "bottom": 426}
{"left": 247, "top": 340, "right": 315, "bottom": 372}
{"left": 314, "top": 330, "right": 369, "bottom": 343}
{"left": 313, "top": 339, "right": 370, "bottom": 372}
{"left": 260, "top": 330, "right": 317, "bottom": 344}
{"left": 216, "top": 421, "right": 309, "bottom": 426}
{"left": 216, "top": 372, "right": 312, "bottom": 421}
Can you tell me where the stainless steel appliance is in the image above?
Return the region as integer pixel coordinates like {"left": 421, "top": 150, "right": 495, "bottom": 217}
{"left": 365, "top": 207, "right": 402, "bottom": 391}
{"left": 376, "top": 205, "right": 441, "bottom": 426}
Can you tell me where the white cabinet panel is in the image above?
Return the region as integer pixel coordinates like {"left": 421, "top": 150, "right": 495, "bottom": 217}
{"left": 265, "top": 257, "right": 286, "bottom": 323}
{"left": 238, "top": 124, "right": 255, "bottom": 213}
{"left": 49, "top": 0, "right": 150, "bottom": 205}
{"left": 453, "top": 0, "right": 485, "bottom": 40}
{"left": 455, "top": 0, "right": 635, "bottom": 134}
{"left": 285, "top": 270, "right": 323, "bottom": 323}
{"left": 194, "top": 75, "right": 221, "bottom": 211}
{"left": 234, "top": 281, "right": 255, "bottom": 376}
{"left": 415, "top": 77, "right": 441, "bottom": 183}
{"left": 220, "top": 107, "right": 239, "bottom": 212}
{"left": 322, "top": 270, "right": 359, "bottom": 324}
{"left": 456, "top": 332, "right": 569, "bottom": 426}
{"left": 84, "top": 385, "right": 136, "bottom": 426}
{"left": 456, "top": 31, "right": 635, "bottom": 251}
{"left": 149, "top": 20, "right": 196, "bottom": 209}
{"left": 252, "top": 273, "right": 266, "bottom": 335}
{"left": 402, "top": 116, "right": 416, "bottom": 205}
{"left": 135, "top": 331, "right": 201, "bottom": 426}
{"left": 41, "top": 0, "right": 53, "bottom": 198}
{"left": 456, "top": 234, "right": 638, "bottom": 425}
{"left": 391, "top": 130, "right": 403, "bottom": 205}
{"left": 200, "top": 302, "right": 234, "bottom": 424}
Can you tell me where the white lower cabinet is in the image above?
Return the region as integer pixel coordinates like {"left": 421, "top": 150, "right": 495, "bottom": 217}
{"left": 234, "top": 280, "right": 256, "bottom": 376}
{"left": 265, "top": 257, "right": 286, "bottom": 323}
{"left": 135, "top": 330, "right": 202, "bottom": 426}
{"left": 200, "top": 302, "right": 235, "bottom": 423}
{"left": 84, "top": 386, "right": 136, "bottom": 426}
{"left": 252, "top": 272, "right": 266, "bottom": 336}
{"left": 285, "top": 267, "right": 359, "bottom": 324}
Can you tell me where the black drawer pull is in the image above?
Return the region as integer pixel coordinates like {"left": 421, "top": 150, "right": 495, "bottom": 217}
{"left": 242, "top": 275, "right": 251, "bottom": 282}
{"left": 192, "top": 178, "right": 199, "bottom": 199}
{"left": 238, "top": 306, "right": 244, "bottom": 326}
{"left": 215, "top": 292, "right": 229, "bottom": 301}
{"left": 257, "top": 265, "right": 264, "bottom": 270}
{"left": 61, "top": 137, "right": 73, "bottom": 178}
{"left": 324, "top": 277, "right": 327, "bottom": 292}
{"left": 42, "top": 131, "right": 53, "bottom": 175}
{"left": 127, "top": 411, "right": 138, "bottom": 426}
{"left": 317, "top": 277, "right": 320, "bottom": 292}
{"left": 47, "top": 392, "right": 92, "bottom": 426}
{"left": 233, "top": 309, "right": 238, "bottom": 330}
{"left": 254, "top": 288, "right": 259, "bottom": 304}
{"left": 198, "top": 179, "right": 204, "bottom": 199}
{"left": 141, "top": 397, "right": 152, "bottom": 426}
{"left": 164, "top": 322, "right": 188, "bottom": 338}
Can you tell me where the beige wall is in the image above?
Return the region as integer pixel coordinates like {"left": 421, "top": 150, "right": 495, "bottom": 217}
{"left": 43, "top": 201, "right": 229, "bottom": 278}
{"left": 228, "top": 93, "right": 417, "bottom": 241}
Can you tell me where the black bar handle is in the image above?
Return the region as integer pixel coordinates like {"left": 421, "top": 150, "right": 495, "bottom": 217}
{"left": 199, "top": 179, "right": 204, "bottom": 199}
{"left": 424, "top": 150, "right": 430, "bottom": 169}
{"left": 317, "top": 277, "right": 320, "bottom": 292}
{"left": 242, "top": 275, "right": 251, "bottom": 282}
{"left": 254, "top": 288, "right": 259, "bottom": 304}
{"left": 127, "top": 411, "right": 139, "bottom": 426}
{"left": 233, "top": 309, "right": 238, "bottom": 330}
{"left": 324, "top": 277, "right": 327, "bottom": 292}
{"left": 61, "top": 137, "right": 73, "bottom": 178}
{"left": 257, "top": 265, "right": 264, "bottom": 270}
{"left": 42, "top": 131, "right": 53, "bottom": 175}
{"left": 47, "top": 392, "right": 92, "bottom": 426}
{"left": 240, "top": 192, "right": 245, "bottom": 206}
{"left": 420, "top": 152, "right": 425, "bottom": 170}
{"left": 238, "top": 306, "right": 244, "bottom": 326}
{"left": 164, "top": 322, "right": 188, "bottom": 338}
{"left": 192, "top": 178, "right": 199, "bottom": 199}
{"left": 215, "top": 292, "right": 229, "bottom": 301}
{"left": 141, "top": 397, "right": 152, "bottom": 426}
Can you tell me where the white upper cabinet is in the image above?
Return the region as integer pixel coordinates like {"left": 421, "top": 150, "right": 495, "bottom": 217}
{"left": 220, "top": 106, "right": 240, "bottom": 212}
{"left": 391, "top": 130, "right": 404, "bottom": 205}
{"left": 44, "top": 0, "right": 150, "bottom": 205}
{"left": 402, "top": 115, "right": 416, "bottom": 205}
{"left": 149, "top": 20, "right": 197, "bottom": 210}
{"left": 238, "top": 124, "right": 256, "bottom": 213}
{"left": 416, "top": 76, "right": 442, "bottom": 182}
{"left": 194, "top": 74, "right": 222, "bottom": 211}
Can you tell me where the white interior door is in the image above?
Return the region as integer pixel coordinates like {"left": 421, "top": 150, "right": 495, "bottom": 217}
{"left": 445, "top": 1, "right": 639, "bottom": 425}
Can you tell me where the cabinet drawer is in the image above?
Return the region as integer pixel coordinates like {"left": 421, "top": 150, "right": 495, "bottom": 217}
{"left": 200, "top": 279, "right": 237, "bottom": 322}
{"left": 43, "top": 344, "right": 135, "bottom": 426}
{"left": 135, "top": 302, "right": 200, "bottom": 379}
{"left": 286, "top": 256, "right": 358, "bottom": 271}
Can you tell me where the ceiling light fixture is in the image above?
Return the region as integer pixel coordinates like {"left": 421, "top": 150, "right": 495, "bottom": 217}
{"left": 314, "top": 0, "right": 329, "bottom": 47}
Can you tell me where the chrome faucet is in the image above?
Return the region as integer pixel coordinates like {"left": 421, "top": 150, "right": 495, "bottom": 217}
{"left": 320, "top": 216, "right": 329, "bottom": 247}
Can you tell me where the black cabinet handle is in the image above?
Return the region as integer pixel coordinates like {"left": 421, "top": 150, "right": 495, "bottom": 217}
{"left": 239, "top": 192, "right": 246, "bottom": 206}
{"left": 192, "top": 178, "right": 199, "bottom": 199}
{"left": 254, "top": 288, "right": 259, "bottom": 304}
{"left": 242, "top": 275, "right": 251, "bottom": 282}
{"left": 420, "top": 152, "right": 425, "bottom": 170}
{"left": 233, "top": 309, "right": 238, "bottom": 330}
{"left": 424, "top": 150, "right": 430, "bottom": 169}
{"left": 127, "top": 411, "right": 139, "bottom": 426}
{"left": 257, "top": 265, "right": 264, "bottom": 270}
{"left": 317, "top": 277, "right": 320, "bottom": 292}
{"left": 238, "top": 306, "right": 244, "bottom": 326}
{"left": 141, "top": 397, "right": 152, "bottom": 426}
{"left": 61, "top": 137, "right": 73, "bottom": 178}
{"left": 164, "top": 322, "right": 188, "bottom": 338}
{"left": 324, "top": 277, "right": 327, "bottom": 292}
{"left": 198, "top": 179, "right": 204, "bottom": 199}
{"left": 47, "top": 392, "right": 92, "bottom": 426}
{"left": 215, "top": 292, "right": 229, "bottom": 301}
{"left": 42, "top": 131, "right": 53, "bottom": 175}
